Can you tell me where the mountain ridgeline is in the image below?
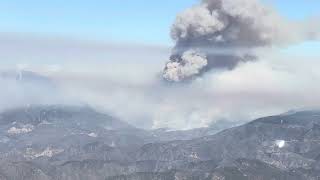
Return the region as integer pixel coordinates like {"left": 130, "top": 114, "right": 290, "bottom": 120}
{"left": 0, "top": 105, "right": 319, "bottom": 180}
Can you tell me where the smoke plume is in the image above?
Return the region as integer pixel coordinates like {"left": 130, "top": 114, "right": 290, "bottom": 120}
{"left": 163, "top": 0, "right": 319, "bottom": 82}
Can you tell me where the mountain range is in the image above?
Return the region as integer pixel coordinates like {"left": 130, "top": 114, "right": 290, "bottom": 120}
{"left": 0, "top": 105, "right": 319, "bottom": 179}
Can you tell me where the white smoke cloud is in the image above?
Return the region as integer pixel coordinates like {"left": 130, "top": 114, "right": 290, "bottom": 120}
{"left": 163, "top": 50, "right": 207, "bottom": 82}
{"left": 163, "top": 0, "right": 320, "bottom": 82}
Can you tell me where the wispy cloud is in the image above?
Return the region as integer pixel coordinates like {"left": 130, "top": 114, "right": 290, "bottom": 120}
{"left": 0, "top": 32, "right": 169, "bottom": 70}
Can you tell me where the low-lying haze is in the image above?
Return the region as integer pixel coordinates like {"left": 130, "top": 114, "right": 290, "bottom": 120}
{"left": 0, "top": 0, "right": 320, "bottom": 130}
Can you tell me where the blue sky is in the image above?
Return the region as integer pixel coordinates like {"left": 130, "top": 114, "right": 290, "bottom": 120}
{"left": 0, "top": 0, "right": 196, "bottom": 45}
{"left": 0, "top": 0, "right": 319, "bottom": 46}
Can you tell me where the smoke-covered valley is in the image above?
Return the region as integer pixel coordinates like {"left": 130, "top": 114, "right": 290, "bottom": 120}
{"left": 1, "top": 36, "right": 320, "bottom": 130}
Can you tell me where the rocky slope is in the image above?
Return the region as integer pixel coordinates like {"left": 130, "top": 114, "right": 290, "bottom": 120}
{"left": 0, "top": 106, "right": 319, "bottom": 180}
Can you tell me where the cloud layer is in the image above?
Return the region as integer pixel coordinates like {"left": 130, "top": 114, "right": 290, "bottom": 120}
{"left": 0, "top": 35, "right": 320, "bottom": 130}
{"left": 0, "top": 0, "right": 320, "bottom": 130}
{"left": 51, "top": 52, "right": 320, "bottom": 130}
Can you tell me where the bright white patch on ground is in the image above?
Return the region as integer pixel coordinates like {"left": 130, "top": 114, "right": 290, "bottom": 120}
{"left": 88, "top": 132, "right": 98, "bottom": 138}
{"left": 25, "top": 147, "right": 64, "bottom": 159}
{"left": 190, "top": 152, "right": 199, "bottom": 159}
{"left": 38, "top": 120, "right": 53, "bottom": 125}
{"left": 110, "top": 141, "right": 116, "bottom": 147}
{"left": 7, "top": 125, "right": 34, "bottom": 135}
{"left": 35, "top": 147, "right": 64, "bottom": 158}
{"left": 276, "top": 140, "right": 286, "bottom": 148}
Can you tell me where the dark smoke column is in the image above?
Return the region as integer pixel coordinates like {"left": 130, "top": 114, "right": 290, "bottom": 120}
{"left": 162, "top": 0, "right": 318, "bottom": 82}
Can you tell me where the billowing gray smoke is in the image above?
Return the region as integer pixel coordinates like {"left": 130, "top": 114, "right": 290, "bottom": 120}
{"left": 163, "top": 0, "right": 319, "bottom": 82}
